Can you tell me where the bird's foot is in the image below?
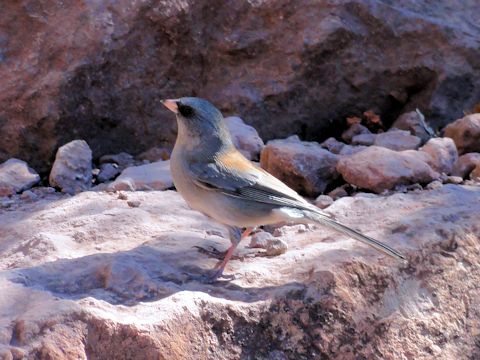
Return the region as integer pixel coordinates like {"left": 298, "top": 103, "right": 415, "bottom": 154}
{"left": 193, "top": 245, "right": 227, "bottom": 259}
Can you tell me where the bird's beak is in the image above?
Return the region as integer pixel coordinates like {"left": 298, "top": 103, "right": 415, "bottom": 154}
{"left": 161, "top": 99, "right": 179, "bottom": 113}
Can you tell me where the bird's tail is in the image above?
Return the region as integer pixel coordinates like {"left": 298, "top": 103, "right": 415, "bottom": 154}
{"left": 303, "top": 209, "right": 406, "bottom": 262}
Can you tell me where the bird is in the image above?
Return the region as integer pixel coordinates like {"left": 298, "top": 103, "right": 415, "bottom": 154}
{"left": 162, "top": 97, "right": 406, "bottom": 281}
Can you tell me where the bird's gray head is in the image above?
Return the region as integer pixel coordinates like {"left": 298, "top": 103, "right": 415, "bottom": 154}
{"left": 161, "top": 97, "right": 232, "bottom": 150}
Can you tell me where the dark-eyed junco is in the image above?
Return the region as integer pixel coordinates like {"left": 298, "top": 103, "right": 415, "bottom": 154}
{"left": 162, "top": 97, "right": 405, "bottom": 281}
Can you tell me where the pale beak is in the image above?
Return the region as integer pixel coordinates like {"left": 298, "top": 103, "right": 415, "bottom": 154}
{"left": 161, "top": 99, "right": 179, "bottom": 113}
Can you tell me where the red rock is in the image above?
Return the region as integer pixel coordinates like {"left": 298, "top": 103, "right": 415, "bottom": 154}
{"left": 1, "top": 1, "right": 480, "bottom": 172}
{"left": 444, "top": 114, "right": 480, "bottom": 154}
{"left": 451, "top": 153, "right": 480, "bottom": 178}
{"left": 418, "top": 137, "right": 458, "bottom": 174}
{"left": 260, "top": 137, "right": 339, "bottom": 197}
{"left": 337, "top": 146, "right": 438, "bottom": 193}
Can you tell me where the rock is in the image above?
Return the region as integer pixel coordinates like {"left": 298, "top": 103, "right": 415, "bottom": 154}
{"left": 451, "top": 153, "right": 480, "bottom": 178}
{"left": 260, "top": 137, "right": 339, "bottom": 196}
{"left": 264, "top": 238, "right": 288, "bottom": 256}
{"left": 49, "top": 140, "right": 92, "bottom": 194}
{"left": 418, "top": 137, "right": 458, "bottom": 174}
{"left": 96, "top": 163, "right": 120, "bottom": 183}
{"left": 99, "top": 152, "right": 135, "bottom": 170}
{"left": 327, "top": 186, "right": 349, "bottom": 200}
{"left": 391, "top": 110, "right": 434, "bottom": 143}
{"left": 338, "top": 145, "right": 368, "bottom": 156}
{"left": 337, "top": 146, "right": 439, "bottom": 193}
{"left": 108, "top": 161, "right": 173, "bottom": 191}
{"left": 426, "top": 180, "right": 443, "bottom": 190}
{"left": 0, "top": 159, "right": 40, "bottom": 196}
{"left": 314, "top": 195, "right": 334, "bottom": 209}
{"left": 373, "top": 130, "right": 422, "bottom": 151}
{"left": 341, "top": 124, "right": 371, "bottom": 143}
{"left": 249, "top": 231, "right": 275, "bottom": 248}
{"left": 2, "top": 1, "right": 480, "bottom": 173}
{"left": 137, "top": 147, "right": 171, "bottom": 162}
{"left": 319, "top": 137, "right": 345, "bottom": 154}
{"left": 445, "top": 176, "right": 463, "bottom": 185}
{"left": 471, "top": 166, "right": 480, "bottom": 181}
{"left": 225, "top": 116, "right": 264, "bottom": 161}
{"left": 20, "top": 190, "right": 38, "bottom": 201}
{"left": 444, "top": 114, "right": 480, "bottom": 154}
{"left": 126, "top": 200, "right": 141, "bottom": 208}
{"left": 0, "top": 186, "right": 480, "bottom": 358}
{"left": 351, "top": 133, "right": 376, "bottom": 146}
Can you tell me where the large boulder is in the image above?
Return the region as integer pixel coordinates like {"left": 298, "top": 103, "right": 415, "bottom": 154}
{"left": 1, "top": 186, "right": 480, "bottom": 359}
{"left": 1, "top": 1, "right": 480, "bottom": 172}
{"left": 337, "top": 146, "right": 438, "bottom": 193}
{"left": 0, "top": 159, "right": 40, "bottom": 196}
{"left": 260, "top": 136, "right": 339, "bottom": 196}
{"left": 444, "top": 114, "right": 480, "bottom": 154}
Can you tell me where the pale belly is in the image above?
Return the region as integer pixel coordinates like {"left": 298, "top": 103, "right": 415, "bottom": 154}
{"left": 170, "top": 153, "right": 287, "bottom": 227}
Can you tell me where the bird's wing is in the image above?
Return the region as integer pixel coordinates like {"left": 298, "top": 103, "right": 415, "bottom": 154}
{"left": 189, "top": 149, "right": 317, "bottom": 211}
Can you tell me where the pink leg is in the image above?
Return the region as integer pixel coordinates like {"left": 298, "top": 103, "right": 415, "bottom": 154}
{"left": 209, "top": 227, "right": 253, "bottom": 280}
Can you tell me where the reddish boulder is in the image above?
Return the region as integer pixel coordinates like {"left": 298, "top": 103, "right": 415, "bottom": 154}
{"left": 444, "top": 114, "right": 480, "bottom": 154}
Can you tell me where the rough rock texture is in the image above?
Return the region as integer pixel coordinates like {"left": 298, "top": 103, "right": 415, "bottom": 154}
{"left": 444, "top": 114, "right": 480, "bottom": 154}
{"left": 341, "top": 124, "right": 371, "bottom": 143}
{"left": 0, "top": 159, "right": 40, "bottom": 196}
{"left": 452, "top": 153, "right": 480, "bottom": 178}
{"left": 49, "top": 140, "right": 92, "bottom": 194}
{"left": 97, "top": 163, "right": 120, "bottom": 183}
{"left": 260, "top": 137, "right": 339, "bottom": 196}
{"left": 108, "top": 160, "right": 173, "bottom": 191}
{"left": 419, "top": 137, "right": 458, "bottom": 174}
{"left": 320, "top": 137, "right": 345, "bottom": 154}
{"left": 225, "top": 116, "right": 264, "bottom": 161}
{"left": 351, "top": 133, "right": 376, "bottom": 146}
{"left": 471, "top": 165, "right": 480, "bottom": 181}
{"left": 392, "top": 110, "right": 434, "bottom": 143}
{"left": 374, "top": 130, "right": 422, "bottom": 151}
{"left": 1, "top": 1, "right": 480, "bottom": 172}
{"left": 0, "top": 185, "right": 480, "bottom": 359}
{"left": 337, "top": 146, "right": 439, "bottom": 193}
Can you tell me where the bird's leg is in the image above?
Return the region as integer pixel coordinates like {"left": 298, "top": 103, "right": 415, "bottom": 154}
{"left": 208, "top": 226, "right": 253, "bottom": 280}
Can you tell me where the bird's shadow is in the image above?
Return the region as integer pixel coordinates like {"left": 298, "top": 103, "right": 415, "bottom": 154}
{"left": 7, "top": 234, "right": 308, "bottom": 306}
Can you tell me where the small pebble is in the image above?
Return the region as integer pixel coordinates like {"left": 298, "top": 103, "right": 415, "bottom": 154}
{"left": 118, "top": 192, "right": 128, "bottom": 200}
{"left": 445, "top": 176, "right": 463, "bottom": 185}
{"left": 314, "top": 195, "right": 334, "bottom": 209}
{"left": 127, "top": 200, "right": 141, "bottom": 208}
{"left": 328, "top": 186, "right": 348, "bottom": 200}
{"left": 20, "top": 190, "right": 38, "bottom": 201}
{"left": 426, "top": 180, "right": 443, "bottom": 190}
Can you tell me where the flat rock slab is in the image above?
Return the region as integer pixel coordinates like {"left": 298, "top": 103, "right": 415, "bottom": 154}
{"left": 108, "top": 160, "right": 173, "bottom": 191}
{"left": 0, "top": 185, "right": 479, "bottom": 358}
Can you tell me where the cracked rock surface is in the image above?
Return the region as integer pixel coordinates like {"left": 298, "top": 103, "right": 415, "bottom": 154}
{"left": 1, "top": 185, "right": 479, "bottom": 359}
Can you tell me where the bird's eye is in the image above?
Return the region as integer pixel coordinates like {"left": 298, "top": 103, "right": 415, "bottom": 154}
{"left": 177, "top": 103, "right": 194, "bottom": 117}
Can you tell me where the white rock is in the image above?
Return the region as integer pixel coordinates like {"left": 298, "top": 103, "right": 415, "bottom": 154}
{"left": 108, "top": 160, "right": 173, "bottom": 191}
{"left": 49, "top": 140, "right": 92, "bottom": 194}
{"left": 0, "top": 158, "right": 40, "bottom": 196}
{"left": 225, "top": 116, "right": 264, "bottom": 160}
